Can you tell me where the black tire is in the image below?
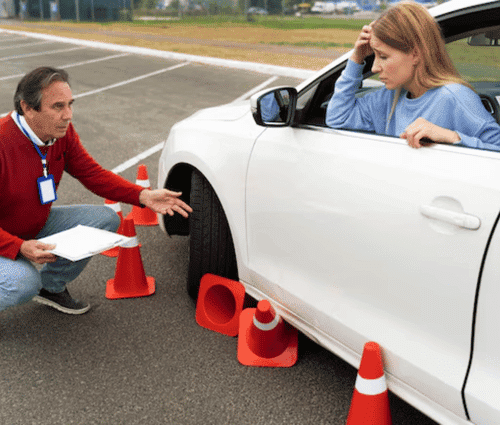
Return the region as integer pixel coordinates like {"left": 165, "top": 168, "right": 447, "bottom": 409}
{"left": 187, "top": 170, "right": 238, "bottom": 300}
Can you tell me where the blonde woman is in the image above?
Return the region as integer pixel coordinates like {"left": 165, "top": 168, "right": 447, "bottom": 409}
{"left": 326, "top": 1, "right": 500, "bottom": 150}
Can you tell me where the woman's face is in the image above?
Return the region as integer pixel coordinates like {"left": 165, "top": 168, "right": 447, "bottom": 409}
{"left": 370, "top": 34, "right": 420, "bottom": 96}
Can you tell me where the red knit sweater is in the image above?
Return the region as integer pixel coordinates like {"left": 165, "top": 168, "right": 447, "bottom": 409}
{"left": 0, "top": 114, "right": 144, "bottom": 260}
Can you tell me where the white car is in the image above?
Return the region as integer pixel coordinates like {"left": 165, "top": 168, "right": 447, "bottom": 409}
{"left": 158, "top": 1, "right": 500, "bottom": 423}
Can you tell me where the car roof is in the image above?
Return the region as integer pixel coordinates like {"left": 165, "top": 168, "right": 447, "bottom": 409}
{"left": 430, "top": 0, "right": 499, "bottom": 17}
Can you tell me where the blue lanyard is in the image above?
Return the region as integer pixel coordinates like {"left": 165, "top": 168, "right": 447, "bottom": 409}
{"left": 16, "top": 114, "right": 48, "bottom": 178}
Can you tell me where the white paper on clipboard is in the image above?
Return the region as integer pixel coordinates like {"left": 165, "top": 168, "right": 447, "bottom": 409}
{"left": 38, "top": 225, "right": 132, "bottom": 262}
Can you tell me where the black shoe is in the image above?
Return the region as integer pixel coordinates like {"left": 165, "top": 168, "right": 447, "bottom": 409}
{"left": 33, "top": 288, "right": 90, "bottom": 315}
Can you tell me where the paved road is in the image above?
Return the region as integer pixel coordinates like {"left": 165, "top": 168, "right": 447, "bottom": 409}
{"left": 0, "top": 31, "right": 437, "bottom": 425}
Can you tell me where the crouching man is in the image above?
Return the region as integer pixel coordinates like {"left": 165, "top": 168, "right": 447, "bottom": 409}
{"left": 0, "top": 67, "right": 192, "bottom": 314}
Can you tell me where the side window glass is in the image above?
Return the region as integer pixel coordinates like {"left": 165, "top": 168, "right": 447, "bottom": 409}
{"left": 448, "top": 34, "right": 500, "bottom": 83}
{"left": 447, "top": 33, "right": 500, "bottom": 124}
{"left": 297, "top": 84, "right": 318, "bottom": 110}
{"left": 307, "top": 28, "right": 500, "bottom": 146}
{"left": 297, "top": 81, "right": 323, "bottom": 126}
{"left": 361, "top": 33, "right": 500, "bottom": 126}
{"left": 357, "top": 74, "right": 384, "bottom": 98}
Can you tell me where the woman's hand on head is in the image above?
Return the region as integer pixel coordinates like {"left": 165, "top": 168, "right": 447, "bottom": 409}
{"left": 351, "top": 24, "right": 374, "bottom": 64}
{"left": 400, "top": 117, "right": 461, "bottom": 148}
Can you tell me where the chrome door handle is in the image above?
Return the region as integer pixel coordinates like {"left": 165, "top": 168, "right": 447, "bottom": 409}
{"left": 420, "top": 205, "right": 481, "bottom": 230}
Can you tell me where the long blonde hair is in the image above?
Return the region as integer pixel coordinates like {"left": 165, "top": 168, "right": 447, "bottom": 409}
{"left": 372, "top": 1, "right": 472, "bottom": 91}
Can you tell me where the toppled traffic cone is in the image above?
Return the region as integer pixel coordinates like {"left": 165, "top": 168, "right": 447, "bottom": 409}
{"left": 196, "top": 274, "right": 246, "bottom": 337}
{"left": 237, "top": 300, "right": 298, "bottom": 367}
{"left": 346, "top": 341, "right": 392, "bottom": 425}
{"left": 125, "top": 164, "right": 158, "bottom": 226}
{"left": 105, "top": 218, "right": 155, "bottom": 299}
{"left": 101, "top": 199, "right": 124, "bottom": 257}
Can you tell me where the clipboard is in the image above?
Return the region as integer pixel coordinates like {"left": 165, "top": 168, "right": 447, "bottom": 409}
{"left": 38, "top": 225, "right": 132, "bottom": 261}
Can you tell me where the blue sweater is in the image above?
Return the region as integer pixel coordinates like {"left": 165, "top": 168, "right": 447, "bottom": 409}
{"left": 326, "top": 60, "right": 500, "bottom": 151}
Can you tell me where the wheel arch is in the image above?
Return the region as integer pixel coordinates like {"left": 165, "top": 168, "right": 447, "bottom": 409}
{"left": 162, "top": 162, "right": 249, "bottom": 285}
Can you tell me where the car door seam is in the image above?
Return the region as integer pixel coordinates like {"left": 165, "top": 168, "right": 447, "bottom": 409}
{"left": 461, "top": 209, "right": 500, "bottom": 420}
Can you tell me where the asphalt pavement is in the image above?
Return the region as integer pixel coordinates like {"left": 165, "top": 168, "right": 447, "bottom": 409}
{"left": 0, "top": 28, "right": 437, "bottom": 425}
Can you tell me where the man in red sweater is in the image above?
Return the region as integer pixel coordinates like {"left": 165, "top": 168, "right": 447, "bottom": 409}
{"left": 0, "top": 66, "right": 192, "bottom": 315}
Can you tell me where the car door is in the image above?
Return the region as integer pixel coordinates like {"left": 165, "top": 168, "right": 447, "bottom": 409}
{"left": 245, "top": 125, "right": 500, "bottom": 420}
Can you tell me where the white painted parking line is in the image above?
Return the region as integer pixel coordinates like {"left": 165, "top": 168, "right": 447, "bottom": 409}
{"left": 0, "top": 53, "right": 131, "bottom": 81}
{"left": 0, "top": 28, "right": 315, "bottom": 79}
{"left": 112, "top": 142, "right": 164, "bottom": 174}
{"left": 0, "top": 28, "right": 312, "bottom": 177}
{"left": 0, "top": 36, "right": 29, "bottom": 43}
{"left": 0, "top": 46, "right": 85, "bottom": 62}
{"left": 73, "top": 61, "right": 190, "bottom": 99}
{"left": 60, "top": 52, "right": 130, "bottom": 69}
{"left": 0, "top": 40, "right": 52, "bottom": 50}
{"left": 0, "top": 60, "right": 189, "bottom": 118}
{"left": 232, "top": 76, "right": 279, "bottom": 103}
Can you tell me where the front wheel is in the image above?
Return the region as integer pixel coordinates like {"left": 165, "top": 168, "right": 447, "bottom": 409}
{"left": 187, "top": 170, "right": 238, "bottom": 300}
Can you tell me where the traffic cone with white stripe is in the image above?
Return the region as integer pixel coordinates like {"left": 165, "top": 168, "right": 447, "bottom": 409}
{"left": 237, "top": 300, "right": 298, "bottom": 367}
{"left": 346, "top": 341, "right": 392, "bottom": 425}
{"left": 105, "top": 218, "right": 155, "bottom": 299}
{"left": 196, "top": 274, "right": 246, "bottom": 337}
{"left": 101, "top": 199, "right": 124, "bottom": 257}
{"left": 125, "top": 164, "right": 158, "bottom": 226}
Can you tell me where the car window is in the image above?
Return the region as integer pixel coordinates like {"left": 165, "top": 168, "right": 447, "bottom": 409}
{"left": 304, "top": 27, "right": 500, "bottom": 135}
{"left": 298, "top": 64, "right": 347, "bottom": 126}
{"left": 447, "top": 31, "right": 500, "bottom": 125}
{"left": 357, "top": 29, "right": 500, "bottom": 127}
{"left": 449, "top": 32, "right": 500, "bottom": 83}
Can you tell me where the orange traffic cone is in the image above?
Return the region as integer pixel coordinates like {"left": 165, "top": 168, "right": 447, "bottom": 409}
{"left": 196, "top": 274, "right": 246, "bottom": 337}
{"left": 125, "top": 164, "right": 158, "bottom": 226}
{"left": 105, "top": 218, "right": 155, "bottom": 299}
{"left": 346, "top": 341, "right": 392, "bottom": 425}
{"left": 237, "top": 300, "right": 298, "bottom": 367}
{"left": 101, "top": 199, "right": 124, "bottom": 257}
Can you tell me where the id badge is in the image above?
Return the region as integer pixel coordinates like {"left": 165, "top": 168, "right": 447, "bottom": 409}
{"left": 37, "top": 174, "right": 57, "bottom": 205}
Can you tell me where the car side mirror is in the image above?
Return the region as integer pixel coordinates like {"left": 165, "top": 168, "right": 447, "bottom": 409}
{"left": 251, "top": 87, "right": 298, "bottom": 127}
